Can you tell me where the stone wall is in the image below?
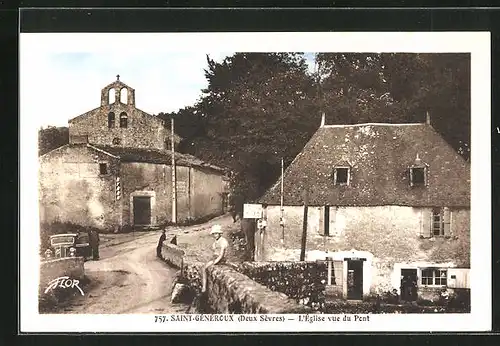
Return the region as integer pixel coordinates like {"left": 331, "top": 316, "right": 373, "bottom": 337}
{"left": 161, "top": 243, "right": 310, "bottom": 313}
{"left": 40, "top": 147, "right": 226, "bottom": 232}
{"left": 122, "top": 163, "right": 225, "bottom": 227}
{"left": 190, "top": 168, "right": 226, "bottom": 220}
{"left": 237, "top": 261, "right": 327, "bottom": 308}
{"left": 39, "top": 144, "right": 121, "bottom": 231}
{"left": 162, "top": 243, "right": 185, "bottom": 269}
{"left": 69, "top": 105, "right": 172, "bottom": 151}
{"left": 121, "top": 162, "right": 174, "bottom": 226}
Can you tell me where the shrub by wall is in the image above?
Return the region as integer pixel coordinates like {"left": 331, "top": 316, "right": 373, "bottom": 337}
{"left": 237, "top": 261, "right": 327, "bottom": 308}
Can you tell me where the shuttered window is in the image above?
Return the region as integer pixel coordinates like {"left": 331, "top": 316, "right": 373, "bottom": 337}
{"left": 421, "top": 207, "right": 452, "bottom": 238}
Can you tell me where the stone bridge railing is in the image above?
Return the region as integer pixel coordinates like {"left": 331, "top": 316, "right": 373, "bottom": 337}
{"left": 162, "top": 243, "right": 310, "bottom": 314}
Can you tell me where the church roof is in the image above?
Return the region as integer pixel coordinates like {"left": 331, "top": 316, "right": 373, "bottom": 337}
{"left": 92, "top": 145, "right": 226, "bottom": 173}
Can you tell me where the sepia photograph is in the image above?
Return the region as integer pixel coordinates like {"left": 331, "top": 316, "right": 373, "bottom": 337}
{"left": 20, "top": 32, "right": 490, "bottom": 332}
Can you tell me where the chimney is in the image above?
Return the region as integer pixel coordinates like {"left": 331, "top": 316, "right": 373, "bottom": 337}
{"left": 320, "top": 112, "right": 325, "bottom": 127}
{"left": 415, "top": 153, "right": 421, "bottom": 166}
{"left": 426, "top": 111, "right": 431, "bottom": 126}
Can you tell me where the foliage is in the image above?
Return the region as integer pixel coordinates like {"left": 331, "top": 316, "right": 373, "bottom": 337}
{"left": 158, "top": 53, "right": 319, "bottom": 202}
{"left": 238, "top": 261, "right": 328, "bottom": 308}
{"left": 316, "top": 53, "right": 470, "bottom": 158}
{"left": 38, "top": 126, "right": 69, "bottom": 156}
{"left": 156, "top": 52, "right": 470, "bottom": 204}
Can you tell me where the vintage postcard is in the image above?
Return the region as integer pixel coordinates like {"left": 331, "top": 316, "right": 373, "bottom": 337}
{"left": 20, "top": 31, "right": 491, "bottom": 332}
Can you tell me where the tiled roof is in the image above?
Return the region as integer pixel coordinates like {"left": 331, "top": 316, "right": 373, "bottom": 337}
{"left": 259, "top": 123, "right": 470, "bottom": 207}
{"left": 92, "top": 145, "right": 226, "bottom": 173}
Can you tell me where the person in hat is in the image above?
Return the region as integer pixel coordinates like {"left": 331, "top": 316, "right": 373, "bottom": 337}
{"left": 201, "top": 224, "right": 229, "bottom": 293}
{"left": 156, "top": 229, "right": 167, "bottom": 259}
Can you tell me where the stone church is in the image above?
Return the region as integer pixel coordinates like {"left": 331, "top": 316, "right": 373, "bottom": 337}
{"left": 39, "top": 76, "right": 229, "bottom": 231}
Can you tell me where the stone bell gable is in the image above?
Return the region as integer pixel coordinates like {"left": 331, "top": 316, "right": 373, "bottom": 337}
{"left": 68, "top": 75, "right": 182, "bottom": 151}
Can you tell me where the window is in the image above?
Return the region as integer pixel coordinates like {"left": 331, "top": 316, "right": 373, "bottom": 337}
{"left": 324, "top": 206, "right": 330, "bottom": 236}
{"left": 333, "top": 167, "right": 349, "bottom": 185}
{"left": 99, "top": 163, "right": 108, "bottom": 175}
{"left": 432, "top": 208, "right": 444, "bottom": 236}
{"left": 112, "top": 137, "right": 121, "bottom": 145}
{"left": 421, "top": 268, "right": 447, "bottom": 286}
{"left": 108, "top": 112, "right": 115, "bottom": 128}
{"left": 409, "top": 154, "right": 428, "bottom": 187}
{"left": 421, "top": 207, "right": 451, "bottom": 238}
{"left": 411, "top": 167, "right": 426, "bottom": 185}
{"left": 120, "top": 112, "right": 128, "bottom": 128}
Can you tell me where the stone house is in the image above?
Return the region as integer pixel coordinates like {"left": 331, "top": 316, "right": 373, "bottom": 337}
{"left": 39, "top": 77, "right": 228, "bottom": 231}
{"left": 257, "top": 114, "right": 470, "bottom": 301}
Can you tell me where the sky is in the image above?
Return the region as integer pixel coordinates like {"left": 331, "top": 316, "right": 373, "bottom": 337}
{"left": 20, "top": 34, "right": 317, "bottom": 128}
{"left": 20, "top": 32, "right": 479, "bottom": 129}
{"left": 21, "top": 50, "right": 235, "bottom": 128}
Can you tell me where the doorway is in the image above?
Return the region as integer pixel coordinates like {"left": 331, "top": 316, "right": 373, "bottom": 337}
{"left": 133, "top": 196, "right": 151, "bottom": 225}
{"left": 400, "top": 269, "right": 418, "bottom": 302}
{"left": 346, "top": 259, "right": 364, "bottom": 300}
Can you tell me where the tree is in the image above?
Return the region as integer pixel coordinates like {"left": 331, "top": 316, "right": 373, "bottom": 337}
{"left": 38, "top": 126, "right": 69, "bottom": 156}
{"left": 159, "top": 52, "right": 471, "bottom": 202}
{"left": 316, "top": 53, "right": 470, "bottom": 159}
{"left": 168, "top": 53, "right": 320, "bottom": 202}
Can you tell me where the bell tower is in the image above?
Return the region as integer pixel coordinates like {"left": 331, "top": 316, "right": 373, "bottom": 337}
{"left": 100, "top": 75, "right": 136, "bottom": 107}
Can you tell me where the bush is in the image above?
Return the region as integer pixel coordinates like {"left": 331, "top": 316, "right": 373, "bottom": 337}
{"left": 238, "top": 262, "right": 327, "bottom": 308}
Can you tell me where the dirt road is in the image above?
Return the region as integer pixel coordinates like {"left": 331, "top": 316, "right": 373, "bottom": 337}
{"left": 62, "top": 231, "right": 186, "bottom": 314}
{"left": 61, "top": 214, "right": 237, "bottom": 314}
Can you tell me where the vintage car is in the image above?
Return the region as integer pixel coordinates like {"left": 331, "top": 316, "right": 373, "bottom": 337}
{"left": 49, "top": 232, "right": 92, "bottom": 260}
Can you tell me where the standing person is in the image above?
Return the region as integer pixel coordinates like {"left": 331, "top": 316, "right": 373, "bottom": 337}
{"left": 201, "top": 224, "right": 229, "bottom": 293}
{"left": 89, "top": 229, "right": 100, "bottom": 260}
{"left": 229, "top": 193, "right": 243, "bottom": 223}
{"left": 157, "top": 229, "right": 166, "bottom": 259}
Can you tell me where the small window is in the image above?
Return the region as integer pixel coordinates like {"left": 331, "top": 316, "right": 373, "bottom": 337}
{"left": 120, "top": 112, "right": 128, "bottom": 128}
{"left": 99, "top": 163, "right": 108, "bottom": 175}
{"left": 421, "top": 268, "right": 447, "bottom": 287}
{"left": 112, "top": 137, "right": 121, "bottom": 145}
{"left": 334, "top": 167, "right": 349, "bottom": 185}
{"left": 410, "top": 167, "right": 426, "bottom": 186}
{"left": 432, "top": 208, "right": 444, "bottom": 236}
{"left": 108, "top": 112, "right": 115, "bottom": 128}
